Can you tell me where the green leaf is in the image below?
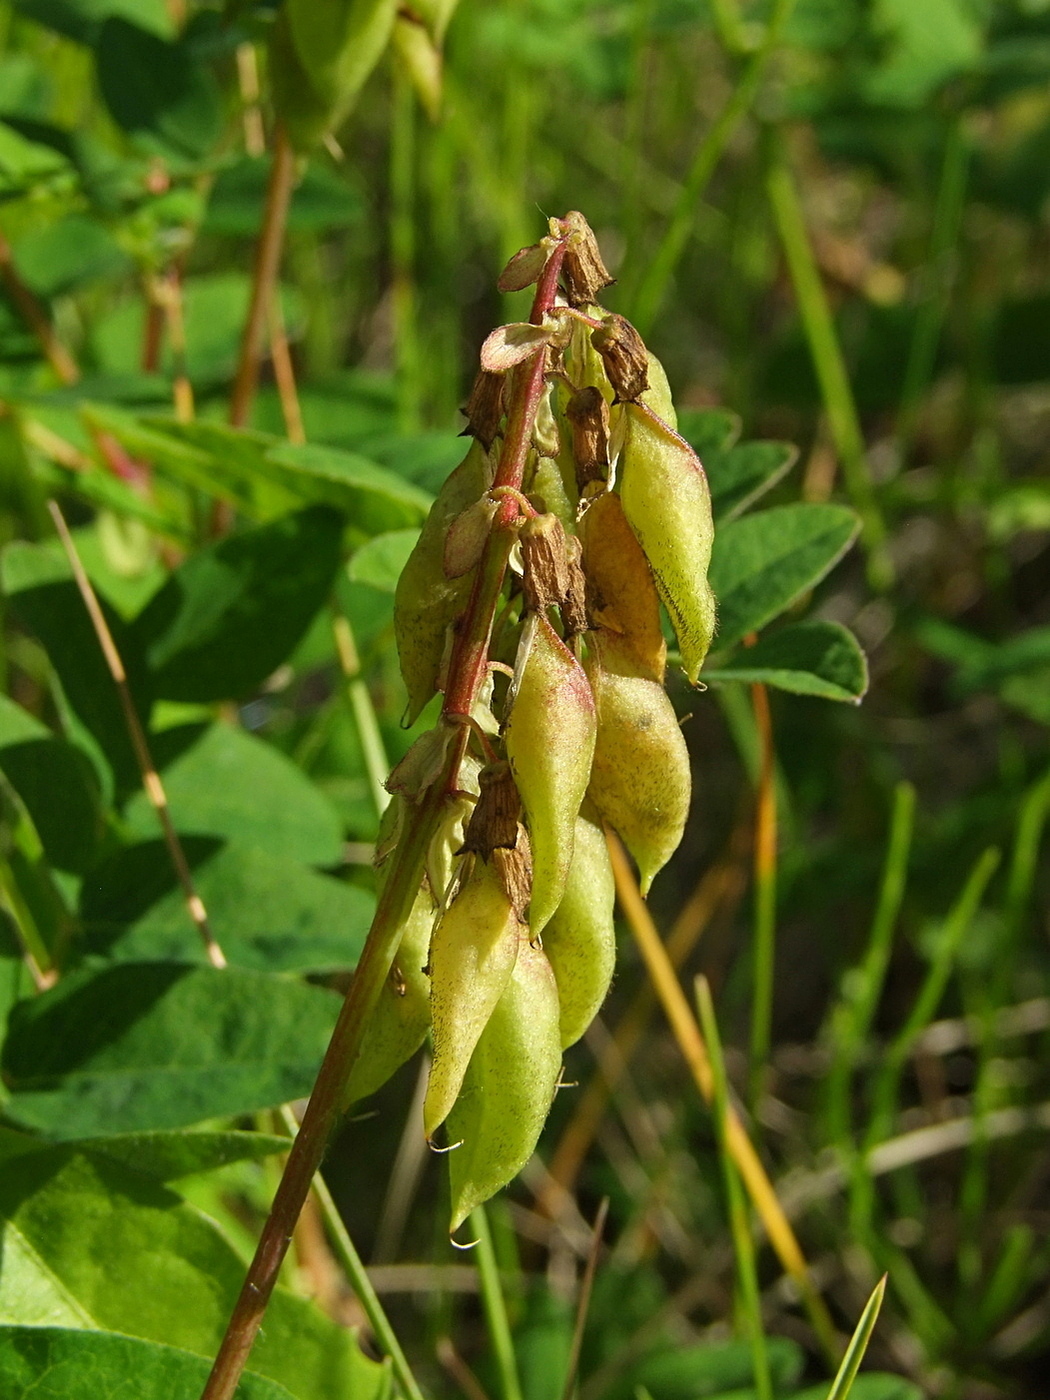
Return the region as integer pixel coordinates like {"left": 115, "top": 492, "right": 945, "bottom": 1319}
{"left": 0, "top": 1123, "right": 288, "bottom": 1180}
{"left": 10, "top": 214, "right": 129, "bottom": 298}
{"left": 0, "top": 1328, "right": 294, "bottom": 1400}
{"left": 95, "top": 18, "right": 222, "bottom": 162}
{"left": 266, "top": 441, "right": 433, "bottom": 533}
{"left": 11, "top": 0, "right": 172, "bottom": 44}
{"left": 1, "top": 540, "right": 153, "bottom": 796}
{"left": 204, "top": 155, "right": 364, "bottom": 236}
{"left": 132, "top": 506, "right": 345, "bottom": 702}
{"left": 78, "top": 1128, "right": 290, "bottom": 1180}
{"left": 80, "top": 837, "right": 373, "bottom": 972}
{"left": 618, "top": 1338, "right": 804, "bottom": 1400}
{"left": 706, "top": 441, "right": 798, "bottom": 522}
{"left": 0, "top": 735, "right": 105, "bottom": 872}
{"left": 2, "top": 962, "right": 342, "bottom": 1136}
{"left": 348, "top": 529, "right": 420, "bottom": 593}
{"left": 708, "top": 504, "right": 860, "bottom": 649}
{"left": 123, "top": 722, "right": 345, "bottom": 867}
{"left": 678, "top": 407, "right": 741, "bottom": 456}
{"left": 0, "top": 1148, "right": 385, "bottom": 1399}
{"left": 0, "top": 119, "right": 69, "bottom": 193}
{"left": 793, "top": 1377, "right": 922, "bottom": 1400}
{"left": 93, "top": 279, "right": 305, "bottom": 389}
{"left": 703, "top": 621, "right": 868, "bottom": 703}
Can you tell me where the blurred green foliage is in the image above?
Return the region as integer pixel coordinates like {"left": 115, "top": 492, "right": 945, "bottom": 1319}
{"left": 0, "top": 1, "right": 1049, "bottom": 1398}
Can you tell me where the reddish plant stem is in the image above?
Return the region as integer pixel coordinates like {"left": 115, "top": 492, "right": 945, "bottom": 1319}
{"left": 0, "top": 231, "right": 79, "bottom": 385}
{"left": 442, "top": 243, "right": 565, "bottom": 722}
{"left": 199, "top": 239, "right": 567, "bottom": 1400}
{"left": 229, "top": 125, "right": 297, "bottom": 430}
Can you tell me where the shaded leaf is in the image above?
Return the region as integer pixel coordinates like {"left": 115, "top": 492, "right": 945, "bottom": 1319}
{"left": 11, "top": 214, "right": 129, "bottom": 297}
{"left": 0, "top": 1328, "right": 294, "bottom": 1400}
{"left": 123, "top": 722, "right": 344, "bottom": 867}
{"left": 0, "top": 1123, "right": 288, "bottom": 1180}
{"left": 132, "top": 506, "right": 344, "bottom": 702}
{"left": 703, "top": 621, "right": 868, "bottom": 703}
{"left": 10, "top": 0, "right": 172, "bottom": 44}
{"left": 678, "top": 407, "right": 741, "bottom": 456}
{"left": 204, "top": 155, "right": 364, "bottom": 235}
{"left": 0, "top": 1148, "right": 384, "bottom": 1399}
{"left": 265, "top": 440, "right": 433, "bottom": 533}
{"left": 1, "top": 540, "right": 152, "bottom": 796}
{"left": 348, "top": 529, "right": 420, "bottom": 593}
{"left": 2, "top": 962, "right": 342, "bottom": 1136}
{"left": 96, "top": 18, "right": 222, "bottom": 162}
{"left": 0, "top": 735, "right": 105, "bottom": 872}
{"left": 706, "top": 440, "right": 798, "bottom": 522}
{"left": 80, "top": 837, "right": 373, "bottom": 971}
{"left": 709, "top": 504, "right": 860, "bottom": 649}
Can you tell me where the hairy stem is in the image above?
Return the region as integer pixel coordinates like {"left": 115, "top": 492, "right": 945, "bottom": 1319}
{"left": 200, "top": 238, "right": 568, "bottom": 1400}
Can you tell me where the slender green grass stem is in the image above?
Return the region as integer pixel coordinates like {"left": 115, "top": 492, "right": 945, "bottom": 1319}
{"left": 824, "top": 782, "right": 915, "bottom": 1147}
{"left": 470, "top": 1205, "right": 523, "bottom": 1400}
{"left": 766, "top": 154, "right": 892, "bottom": 590}
{"left": 630, "top": 0, "right": 796, "bottom": 335}
{"left": 897, "top": 118, "right": 969, "bottom": 455}
{"left": 277, "top": 1106, "right": 426, "bottom": 1400}
{"left": 825, "top": 1276, "right": 886, "bottom": 1400}
{"left": 332, "top": 610, "right": 391, "bottom": 817}
{"left": 865, "top": 846, "right": 1000, "bottom": 1148}
{"left": 957, "top": 767, "right": 1050, "bottom": 1294}
{"left": 391, "top": 65, "right": 421, "bottom": 432}
{"left": 697, "top": 978, "right": 773, "bottom": 1400}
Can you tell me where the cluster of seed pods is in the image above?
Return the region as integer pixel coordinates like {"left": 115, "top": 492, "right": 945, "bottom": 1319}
{"left": 349, "top": 214, "right": 717, "bottom": 1231}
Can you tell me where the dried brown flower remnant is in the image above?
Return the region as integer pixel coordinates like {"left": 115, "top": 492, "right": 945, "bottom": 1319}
{"left": 591, "top": 313, "right": 649, "bottom": 403}
{"left": 462, "top": 762, "right": 521, "bottom": 856}
{"left": 520, "top": 512, "right": 588, "bottom": 635}
{"left": 463, "top": 368, "right": 505, "bottom": 449}
{"left": 566, "top": 385, "right": 610, "bottom": 487}
{"left": 555, "top": 210, "right": 615, "bottom": 308}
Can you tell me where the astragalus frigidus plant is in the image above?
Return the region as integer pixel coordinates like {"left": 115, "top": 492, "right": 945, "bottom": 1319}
{"left": 203, "top": 211, "right": 716, "bottom": 1398}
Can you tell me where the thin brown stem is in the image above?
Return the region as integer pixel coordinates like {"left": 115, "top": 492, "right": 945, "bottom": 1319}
{"left": 199, "top": 236, "right": 569, "bottom": 1400}
{"left": 229, "top": 125, "right": 296, "bottom": 430}
{"left": 47, "top": 500, "right": 227, "bottom": 970}
{"left": 0, "top": 231, "right": 79, "bottom": 385}
{"left": 560, "top": 1198, "right": 609, "bottom": 1400}
{"left": 268, "top": 293, "right": 305, "bottom": 444}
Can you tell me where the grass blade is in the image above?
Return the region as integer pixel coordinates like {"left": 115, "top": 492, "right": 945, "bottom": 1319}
{"left": 825, "top": 1275, "right": 887, "bottom": 1400}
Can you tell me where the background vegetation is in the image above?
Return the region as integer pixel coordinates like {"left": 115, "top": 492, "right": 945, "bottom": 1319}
{"left": 0, "top": 1, "right": 1049, "bottom": 1398}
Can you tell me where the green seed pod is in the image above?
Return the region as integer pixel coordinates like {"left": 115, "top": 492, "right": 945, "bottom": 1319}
{"left": 639, "top": 351, "right": 676, "bottom": 426}
{"left": 342, "top": 884, "right": 434, "bottom": 1107}
{"left": 447, "top": 932, "right": 562, "bottom": 1232}
{"left": 504, "top": 615, "right": 596, "bottom": 935}
{"left": 578, "top": 489, "right": 666, "bottom": 683}
{"left": 541, "top": 810, "right": 616, "bottom": 1048}
{"left": 584, "top": 631, "right": 691, "bottom": 895}
{"left": 424, "top": 857, "right": 521, "bottom": 1140}
{"left": 395, "top": 440, "right": 492, "bottom": 725}
{"left": 618, "top": 405, "right": 716, "bottom": 684}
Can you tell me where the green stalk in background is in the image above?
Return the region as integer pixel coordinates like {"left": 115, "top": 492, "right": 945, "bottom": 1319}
{"left": 629, "top": 0, "right": 796, "bottom": 336}
{"left": 823, "top": 781, "right": 915, "bottom": 1146}
{"left": 391, "top": 64, "right": 422, "bottom": 432}
{"left": 470, "top": 1204, "right": 524, "bottom": 1400}
{"left": 897, "top": 118, "right": 970, "bottom": 457}
{"left": 697, "top": 977, "right": 773, "bottom": 1400}
{"left": 957, "top": 767, "right": 1050, "bottom": 1292}
{"left": 766, "top": 153, "right": 892, "bottom": 590}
